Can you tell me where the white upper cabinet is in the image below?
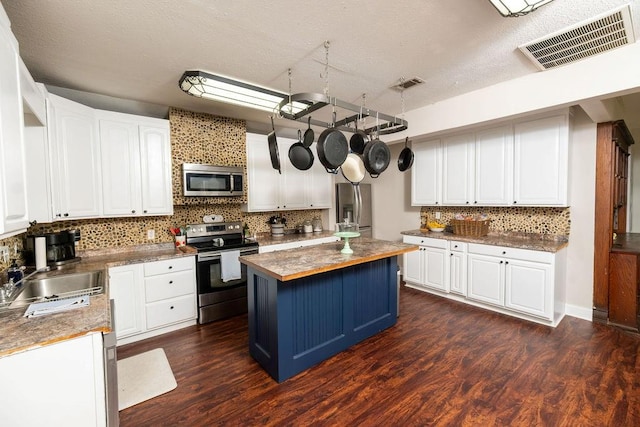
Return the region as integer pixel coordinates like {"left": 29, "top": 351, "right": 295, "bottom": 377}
{"left": 0, "top": 15, "right": 29, "bottom": 236}
{"left": 411, "top": 139, "right": 441, "bottom": 206}
{"left": 513, "top": 113, "right": 569, "bottom": 206}
{"left": 474, "top": 125, "right": 514, "bottom": 205}
{"left": 47, "top": 93, "right": 102, "bottom": 220}
{"left": 139, "top": 124, "right": 173, "bottom": 215}
{"left": 246, "top": 132, "right": 281, "bottom": 211}
{"left": 99, "top": 110, "right": 172, "bottom": 217}
{"left": 442, "top": 133, "right": 475, "bottom": 205}
{"left": 245, "top": 132, "right": 332, "bottom": 212}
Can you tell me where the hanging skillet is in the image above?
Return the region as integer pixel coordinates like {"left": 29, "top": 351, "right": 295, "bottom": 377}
{"left": 362, "top": 136, "right": 391, "bottom": 178}
{"left": 317, "top": 111, "right": 348, "bottom": 174}
{"left": 289, "top": 129, "right": 314, "bottom": 171}
{"left": 303, "top": 117, "right": 314, "bottom": 147}
{"left": 398, "top": 137, "right": 414, "bottom": 172}
{"left": 268, "top": 116, "right": 281, "bottom": 174}
{"left": 349, "top": 121, "right": 368, "bottom": 155}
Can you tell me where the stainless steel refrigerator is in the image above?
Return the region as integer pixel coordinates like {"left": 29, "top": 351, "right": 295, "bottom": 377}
{"left": 336, "top": 183, "right": 372, "bottom": 238}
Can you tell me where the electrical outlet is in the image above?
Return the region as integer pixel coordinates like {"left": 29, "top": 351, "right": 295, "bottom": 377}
{"left": 147, "top": 229, "right": 155, "bottom": 240}
{"left": 0, "top": 246, "right": 9, "bottom": 263}
{"left": 435, "top": 212, "right": 441, "bottom": 219}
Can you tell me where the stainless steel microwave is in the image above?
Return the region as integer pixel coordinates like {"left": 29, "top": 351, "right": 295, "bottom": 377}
{"left": 182, "top": 164, "right": 244, "bottom": 197}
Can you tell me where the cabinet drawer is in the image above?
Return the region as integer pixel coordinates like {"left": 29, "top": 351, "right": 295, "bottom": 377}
{"left": 144, "top": 269, "right": 195, "bottom": 303}
{"left": 146, "top": 294, "right": 196, "bottom": 330}
{"left": 144, "top": 256, "right": 194, "bottom": 277}
{"left": 403, "top": 235, "right": 447, "bottom": 249}
{"left": 467, "top": 243, "right": 552, "bottom": 263}
{"left": 449, "top": 241, "right": 467, "bottom": 252}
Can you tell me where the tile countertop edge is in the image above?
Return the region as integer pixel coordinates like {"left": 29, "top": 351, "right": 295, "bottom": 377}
{"left": 401, "top": 230, "right": 569, "bottom": 253}
{"left": 0, "top": 245, "right": 196, "bottom": 359}
{"left": 240, "top": 238, "right": 418, "bottom": 282}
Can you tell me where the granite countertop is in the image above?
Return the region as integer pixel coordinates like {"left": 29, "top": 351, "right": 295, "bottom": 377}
{"left": 0, "top": 243, "right": 195, "bottom": 358}
{"left": 253, "top": 230, "right": 338, "bottom": 247}
{"left": 239, "top": 237, "right": 417, "bottom": 281}
{"left": 401, "top": 229, "right": 568, "bottom": 253}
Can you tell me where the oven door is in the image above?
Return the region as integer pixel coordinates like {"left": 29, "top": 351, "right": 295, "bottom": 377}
{"left": 196, "top": 247, "right": 258, "bottom": 294}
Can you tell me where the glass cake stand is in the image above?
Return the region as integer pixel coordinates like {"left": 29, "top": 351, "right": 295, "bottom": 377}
{"left": 334, "top": 231, "right": 361, "bottom": 254}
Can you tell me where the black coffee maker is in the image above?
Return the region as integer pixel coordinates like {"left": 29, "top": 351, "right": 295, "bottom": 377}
{"left": 24, "top": 230, "right": 81, "bottom": 267}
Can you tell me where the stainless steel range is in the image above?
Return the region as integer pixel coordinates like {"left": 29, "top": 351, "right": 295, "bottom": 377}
{"left": 185, "top": 221, "right": 259, "bottom": 324}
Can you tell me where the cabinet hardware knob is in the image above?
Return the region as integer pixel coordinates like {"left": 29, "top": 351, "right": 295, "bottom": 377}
{"left": 435, "top": 202, "right": 439, "bottom": 205}
{"left": 454, "top": 245, "right": 458, "bottom": 248}
{"left": 450, "top": 253, "right": 453, "bottom": 256}
{"left": 64, "top": 213, "right": 69, "bottom": 217}
{"left": 169, "top": 280, "right": 173, "bottom": 284}
{"left": 466, "top": 201, "right": 469, "bottom": 204}
{"left": 502, "top": 251, "right": 506, "bottom": 255}
{"left": 505, "top": 261, "right": 509, "bottom": 265}
{"left": 513, "top": 201, "right": 517, "bottom": 204}
{"left": 144, "top": 210, "right": 148, "bottom": 213}
{"left": 474, "top": 201, "right": 477, "bottom": 204}
{"left": 170, "top": 306, "right": 174, "bottom": 309}
{"left": 500, "top": 260, "right": 504, "bottom": 264}
{"left": 56, "top": 213, "right": 61, "bottom": 217}
{"left": 131, "top": 210, "right": 136, "bottom": 213}
{"left": 168, "top": 266, "right": 173, "bottom": 269}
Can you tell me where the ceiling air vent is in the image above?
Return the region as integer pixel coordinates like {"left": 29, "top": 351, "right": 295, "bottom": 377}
{"left": 390, "top": 77, "right": 425, "bottom": 91}
{"left": 519, "top": 5, "right": 636, "bottom": 70}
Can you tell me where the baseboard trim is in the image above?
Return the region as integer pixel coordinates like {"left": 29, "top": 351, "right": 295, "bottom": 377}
{"left": 564, "top": 304, "right": 593, "bottom": 322}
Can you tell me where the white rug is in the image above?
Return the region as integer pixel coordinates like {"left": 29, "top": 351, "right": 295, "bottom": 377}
{"left": 117, "top": 348, "right": 177, "bottom": 411}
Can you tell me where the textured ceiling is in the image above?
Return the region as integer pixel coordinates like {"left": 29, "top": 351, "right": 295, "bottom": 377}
{"left": 2, "top": 0, "right": 639, "bottom": 136}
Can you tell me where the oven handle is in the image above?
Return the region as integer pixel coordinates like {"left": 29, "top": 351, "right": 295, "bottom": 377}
{"left": 197, "top": 248, "right": 258, "bottom": 262}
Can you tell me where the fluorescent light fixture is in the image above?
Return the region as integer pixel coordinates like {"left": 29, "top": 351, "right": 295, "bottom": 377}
{"left": 489, "top": 0, "right": 555, "bottom": 17}
{"left": 179, "top": 70, "right": 307, "bottom": 114}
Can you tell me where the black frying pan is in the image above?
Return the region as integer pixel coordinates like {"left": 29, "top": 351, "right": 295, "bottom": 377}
{"left": 268, "top": 116, "right": 281, "bottom": 174}
{"left": 398, "top": 137, "right": 414, "bottom": 172}
{"left": 303, "top": 117, "right": 314, "bottom": 147}
{"left": 317, "top": 127, "right": 348, "bottom": 174}
{"left": 362, "top": 138, "right": 391, "bottom": 178}
{"left": 289, "top": 130, "right": 314, "bottom": 170}
{"left": 349, "top": 121, "right": 368, "bottom": 154}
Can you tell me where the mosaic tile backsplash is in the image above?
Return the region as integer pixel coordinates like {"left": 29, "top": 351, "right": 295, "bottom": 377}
{"left": 420, "top": 206, "right": 571, "bottom": 236}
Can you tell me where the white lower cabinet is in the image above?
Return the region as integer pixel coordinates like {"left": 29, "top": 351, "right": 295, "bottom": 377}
{"left": 449, "top": 241, "right": 467, "bottom": 296}
{"left": 0, "top": 333, "right": 107, "bottom": 426}
{"left": 109, "top": 256, "right": 197, "bottom": 345}
{"left": 402, "top": 236, "right": 448, "bottom": 293}
{"left": 109, "top": 263, "right": 144, "bottom": 339}
{"left": 402, "top": 236, "right": 566, "bottom": 326}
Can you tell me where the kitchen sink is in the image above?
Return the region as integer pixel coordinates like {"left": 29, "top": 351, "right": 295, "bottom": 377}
{"left": 6, "top": 270, "right": 104, "bottom": 308}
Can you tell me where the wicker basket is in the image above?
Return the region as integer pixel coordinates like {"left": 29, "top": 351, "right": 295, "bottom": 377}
{"left": 450, "top": 219, "right": 491, "bottom": 237}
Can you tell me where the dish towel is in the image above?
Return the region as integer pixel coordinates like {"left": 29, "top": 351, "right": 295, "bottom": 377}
{"left": 221, "top": 250, "right": 242, "bottom": 282}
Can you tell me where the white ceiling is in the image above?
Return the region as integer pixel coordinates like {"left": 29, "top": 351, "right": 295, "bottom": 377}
{"left": 2, "top": 0, "right": 640, "bottom": 138}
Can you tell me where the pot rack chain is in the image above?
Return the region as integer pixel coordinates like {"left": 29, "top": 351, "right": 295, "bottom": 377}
{"left": 277, "top": 40, "right": 407, "bottom": 136}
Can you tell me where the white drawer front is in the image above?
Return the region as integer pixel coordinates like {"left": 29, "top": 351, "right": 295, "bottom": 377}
{"left": 144, "top": 256, "right": 194, "bottom": 277}
{"left": 403, "top": 235, "right": 447, "bottom": 249}
{"left": 467, "top": 243, "right": 553, "bottom": 263}
{"left": 145, "top": 270, "right": 195, "bottom": 303}
{"left": 146, "top": 294, "right": 196, "bottom": 330}
{"left": 449, "top": 241, "right": 467, "bottom": 252}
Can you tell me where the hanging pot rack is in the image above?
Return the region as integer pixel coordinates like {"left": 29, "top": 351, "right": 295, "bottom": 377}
{"left": 277, "top": 92, "right": 408, "bottom": 136}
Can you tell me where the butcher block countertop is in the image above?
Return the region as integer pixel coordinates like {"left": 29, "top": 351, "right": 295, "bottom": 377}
{"left": 239, "top": 237, "right": 417, "bottom": 282}
{"left": 401, "top": 230, "right": 568, "bottom": 253}
{"left": 0, "top": 244, "right": 195, "bottom": 358}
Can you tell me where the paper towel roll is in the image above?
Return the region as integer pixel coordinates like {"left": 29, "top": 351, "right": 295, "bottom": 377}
{"left": 35, "top": 237, "right": 47, "bottom": 270}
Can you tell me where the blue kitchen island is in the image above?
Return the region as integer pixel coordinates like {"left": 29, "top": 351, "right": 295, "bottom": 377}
{"left": 239, "top": 237, "right": 417, "bottom": 382}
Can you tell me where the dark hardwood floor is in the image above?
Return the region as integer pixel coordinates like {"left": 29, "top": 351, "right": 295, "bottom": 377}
{"left": 118, "top": 286, "right": 640, "bottom": 426}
